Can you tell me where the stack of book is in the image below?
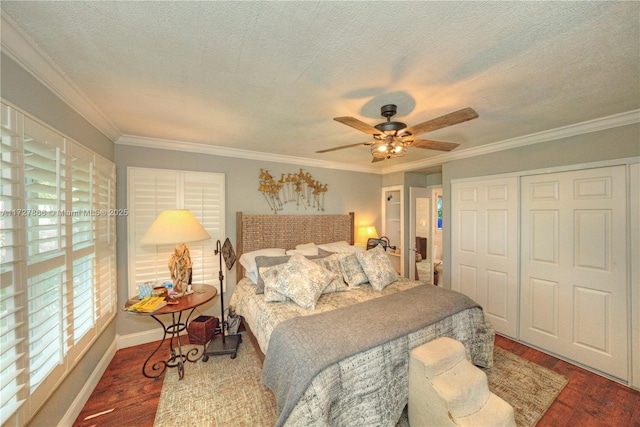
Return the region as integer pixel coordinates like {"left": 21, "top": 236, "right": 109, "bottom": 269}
{"left": 126, "top": 296, "right": 167, "bottom": 313}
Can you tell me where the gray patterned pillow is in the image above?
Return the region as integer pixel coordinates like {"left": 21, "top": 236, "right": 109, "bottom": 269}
{"left": 356, "top": 244, "right": 398, "bottom": 291}
{"left": 340, "top": 254, "right": 369, "bottom": 287}
{"left": 261, "top": 255, "right": 348, "bottom": 301}
{"left": 263, "top": 254, "right": 335, "bottom": 309}
{"left": 313, "top": 253, "right": 350, "bottom": 294}
{"left": 260, "top": 265, "right": 288, "bottom": 302}
{"left": 255, "top": 254, "right": 326, "bottom": 294}
{"left": 255, "top": 255, "right": 290, "bottom": 294}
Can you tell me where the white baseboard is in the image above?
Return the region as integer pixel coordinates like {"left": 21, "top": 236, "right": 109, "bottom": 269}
{"left": 117, "top": 327, "right": 165, "bottom": 349}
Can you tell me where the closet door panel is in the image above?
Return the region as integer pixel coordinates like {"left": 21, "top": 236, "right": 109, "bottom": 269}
{"left": 520, "top": 166, "right": 627, "bottom": 380}
{"left": 452, "top": 177, "right": 518, "bottom": 338}
{"left": 630, "top": 163, "right": 639, "bottom": 390}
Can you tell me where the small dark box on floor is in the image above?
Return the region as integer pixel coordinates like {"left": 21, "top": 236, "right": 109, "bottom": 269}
{"left": 188, "top": 315, "right": 218, "bottom": 345}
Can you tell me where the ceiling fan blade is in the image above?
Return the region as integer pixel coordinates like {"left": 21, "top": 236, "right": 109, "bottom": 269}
{"left": 402, "top": 107, "right": 478, "bottom": 136}
{"left": 334, "top": 117, "right": 383, "bottom": 135}
{"left": 410, "top": 139, "right": 460, "bottom": 151}
{"left": 371, "top": 156, "right": 385, "bottom": 163}
{"left": 316, "top": 142, "right": 371, "bottom": 153}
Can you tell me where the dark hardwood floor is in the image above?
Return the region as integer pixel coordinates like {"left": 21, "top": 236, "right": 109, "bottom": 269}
{"left": 73, "top": 335, "right": 640, "bottom": 427}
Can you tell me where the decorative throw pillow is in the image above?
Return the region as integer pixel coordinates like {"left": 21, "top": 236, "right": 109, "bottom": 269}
{"left": 239, "top": 248, "right": 286, "bottom": 283}
{"left": 255, "top": 255, "right": 290, "bottom": 294}
{"left": 264, "top": 285, "right": 287, "bottom": 302}
{"left": 264, "top": 254, "right": 335, "bottom": 309}
{"left": 356, "top": 244, "right": 398, "bottom": 291}
{"left": 312, "top": 253, "right": 351, "bottom": 294}
{"left": 339, "top": 254, "right": 369, "bottom": 287}
{"left": 255, "top": 254, "right": 327, "bottom": 293}
{"left": 260, "top": 265, "right": 288, "bottom": 302}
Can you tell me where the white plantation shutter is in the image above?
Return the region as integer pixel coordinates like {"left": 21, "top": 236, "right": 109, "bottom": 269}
{"left": 23, "top": 118, "right": 66, "bottom": 263}
{"left": 94, "top": 157, "right": 116, "bottom": 330}
{"left": 0, "top": 102, "right": 117, "bottom": 426}
{"left": 22, "top": 117, "right": 67, "bottom": 397}
{"left": 70, "top": 144, "right": 94, "bottom": 350}
{"left": 0, "top": 105, "right": 27, "bottom": 425}
{"left": 128, "top": 168, "right": 178, "bottom": 295}
{"left": 127, "top": 168, "right": 224, "bottom": 297}
{"left": 183, "top": 172, "right": 223, "bottom": 287}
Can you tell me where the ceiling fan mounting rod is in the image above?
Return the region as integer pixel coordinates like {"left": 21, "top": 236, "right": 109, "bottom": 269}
{"left": 375, "top": 104, "right": 407, "bottom": 134}
{"left": 380, "top": 104, "right": 397, "bottom": 120}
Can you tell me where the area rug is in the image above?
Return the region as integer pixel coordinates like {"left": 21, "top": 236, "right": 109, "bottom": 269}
{"left": 154, "top": 340, "right": 567, "bottom": 427}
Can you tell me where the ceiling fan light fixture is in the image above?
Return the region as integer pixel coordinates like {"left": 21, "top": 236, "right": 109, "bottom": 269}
{"left": 326, "top": 104, "right": 477, "bottom": 161}
{"left": 371, "top": 141, "right": 406, "bottom": 159}
{"left": 374, "top": 143, "right": 389, "bottom": 152}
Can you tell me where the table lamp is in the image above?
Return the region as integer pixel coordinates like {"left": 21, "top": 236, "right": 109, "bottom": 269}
{"left": 140, "top": 209, "right": 211, "bottom": 294}
{"left": 357, "top": 225, "right": 379, "bottom": 246}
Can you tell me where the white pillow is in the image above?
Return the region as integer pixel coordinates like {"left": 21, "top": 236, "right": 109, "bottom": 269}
{"left": 317, "top": 241, "right": 364, "bottom": 253}
{"left": 318, "top": 240, "right": 349, "bottom": 248}
{"left": 295, "top": 242, "right": 317, "bottom": 249}
{"left": 239, "top": 248, "right": 286, "bottom": 283}
{"left": 286, "top": 247, "right": 319, "bottom": 256}
{"left": 356, "top": 244, "right": 398, "bottom": 291}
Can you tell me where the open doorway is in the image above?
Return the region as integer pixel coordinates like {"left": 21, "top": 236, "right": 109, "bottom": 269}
{"left": 409, "top": 186, "right": 443, "bottom": 284}
{"left": 432, "top": 188, "right": 443, "bottom": 286}
{"left": 409, "top": 187, "right": 430, "bottom": 282}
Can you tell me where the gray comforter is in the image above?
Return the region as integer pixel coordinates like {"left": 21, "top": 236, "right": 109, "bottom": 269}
{"left": 262, "top": 284, "right": 487, "bottom": 427}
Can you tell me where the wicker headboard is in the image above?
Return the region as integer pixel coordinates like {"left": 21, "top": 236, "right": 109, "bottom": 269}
{"left": 236, "top": 212, "right": 354, "bottom": 283}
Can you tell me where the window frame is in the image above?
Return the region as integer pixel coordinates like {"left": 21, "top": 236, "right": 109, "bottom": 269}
{"left": 0, "top": 102, "right": 117, "bottom": 426}
{"left": 126, "top": 167, "right": 225, "bottom": 298}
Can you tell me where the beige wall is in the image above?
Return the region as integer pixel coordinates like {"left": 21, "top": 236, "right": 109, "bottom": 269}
{"left": 1, "top": 53, "right": 114, "bottom": 160}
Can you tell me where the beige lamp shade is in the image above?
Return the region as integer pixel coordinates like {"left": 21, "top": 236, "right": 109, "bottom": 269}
{"left": 356, "top": 226, "right": 379, "bottom": 245}
{"left": 140, "top": 209, "right": 211, "bottom": 245}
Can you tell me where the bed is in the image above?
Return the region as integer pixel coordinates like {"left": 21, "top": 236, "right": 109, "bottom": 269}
{"left": 228, "top": 212, "right": 495, "bottom": 427}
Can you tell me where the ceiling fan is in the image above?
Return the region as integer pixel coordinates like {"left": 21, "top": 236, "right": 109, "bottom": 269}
{"left": 317, "top": 104, "right": 478, "bottom": 163}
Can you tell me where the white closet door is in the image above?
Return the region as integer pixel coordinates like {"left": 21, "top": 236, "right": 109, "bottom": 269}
{"left": 630, "top": 163, "right": 640, "bottom": 389}
{"left": 451, "top": 177, "right": 519, "bottom": 338}
{"left": 520, "top": 165, "right": 627, "bottom": 380}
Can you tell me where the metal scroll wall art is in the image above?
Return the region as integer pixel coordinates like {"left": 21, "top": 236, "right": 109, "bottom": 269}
{"left": 258, "top": 168, "right": 328, "bottom": 214}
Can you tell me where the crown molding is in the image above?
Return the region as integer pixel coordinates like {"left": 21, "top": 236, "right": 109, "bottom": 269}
{"left": 116, "top": 134, "right": 380, "bottom": 174}
{"left": 119, "top": 108, "right": 639, "bottom": 176}
{"left": 381, "top": 109, "right": 640, "bottom": 174}
{"left": 1, "top": 12, "right": 122, "bottom": 142}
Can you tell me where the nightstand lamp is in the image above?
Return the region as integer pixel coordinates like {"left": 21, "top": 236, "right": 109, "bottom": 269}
{"left": 357, "top": 226, "right": 378, "bottom": 247}
{"left": 140, "top": 209, "right": 211, "bottom": 294}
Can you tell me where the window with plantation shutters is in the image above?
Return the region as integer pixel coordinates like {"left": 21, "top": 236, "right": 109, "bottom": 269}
{"left": 127, "top": 168, "right": 225, "bottom": 297}
{"left": 0, "top": 105, "right": 27, "bottom": 426}
{"left": 0, "top": 102, "right": 117, "bottom": 426}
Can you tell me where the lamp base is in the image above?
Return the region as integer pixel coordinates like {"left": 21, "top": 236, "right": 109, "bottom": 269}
{"left": 203, "top": 334, "right": 242, "bottom": 360}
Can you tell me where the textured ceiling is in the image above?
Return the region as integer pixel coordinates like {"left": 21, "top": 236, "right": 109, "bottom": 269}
{"left": 2, "top": 1, "right": 639, "bottom": 172}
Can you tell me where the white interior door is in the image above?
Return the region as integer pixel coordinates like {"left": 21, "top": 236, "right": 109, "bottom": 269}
{"left": 520, "top": 165, "right": 628, "bottom": 380}
{"left": 630, "top": 163, "right": 640, "bottom": 389}
{"left": 451, "top": 177, "right": 519, "bottom": 338}
{"left": 409, "top": 187, "right": 430, "bottom": 281}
